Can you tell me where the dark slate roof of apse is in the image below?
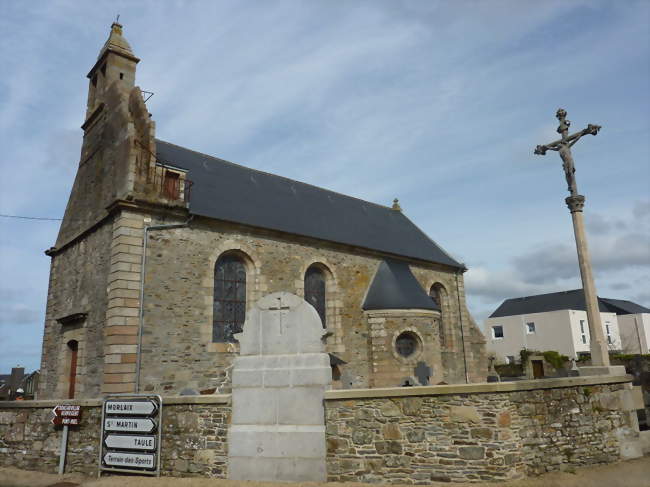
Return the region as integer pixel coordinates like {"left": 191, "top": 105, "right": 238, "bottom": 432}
{"left": 155, "top": 139, "right": 462, "bottom": 268}
{"left": 490, "top": 289, "right": 650, "bottom": 318}
{"left": 363, "top": 259, "right": 440, "bottom": 311}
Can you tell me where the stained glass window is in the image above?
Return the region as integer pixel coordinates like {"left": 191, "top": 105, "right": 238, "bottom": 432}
{"left": 429, "top": 285, "right": 445, "bottom": 346}
{"left": 395, "top": 332, "right": 418, "bottom": 358}
{"left": 213, "top": 254, "right": 246, "bottom": 342}
{"left": 305, "top": 266, "right": 326, "bottom": 327}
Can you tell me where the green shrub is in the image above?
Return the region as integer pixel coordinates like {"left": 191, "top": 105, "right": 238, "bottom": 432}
{"left": 495, "top": 363, "right": 524, "bottom": 377}
{"left": 542, "top": 350, "right": 570, "bottom": 370}
{"left": 519, "top": 349, "right": 535, "bottom": 370}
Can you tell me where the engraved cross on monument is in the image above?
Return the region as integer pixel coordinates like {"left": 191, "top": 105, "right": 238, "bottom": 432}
{"left": 269, "top": 296, "right": 290, "bottom": 334}
{"left": 228, "top": 292, "right": 331, "bottom": 482}
{"left": 534, "top": 109, "right": 622, "bottom": 374}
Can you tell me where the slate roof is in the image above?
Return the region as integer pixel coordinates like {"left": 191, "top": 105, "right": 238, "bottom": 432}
{"left": 600, "top": 298, "right": 650, "bottom": 315}
{"left": 155, "top": 140, "right": 462, "bottom": 268}
{"left": 489, "top": 289, "right": 650, "bottom": 318}
{"left": 363, "top": 259, "right": 439, "bottom": 311}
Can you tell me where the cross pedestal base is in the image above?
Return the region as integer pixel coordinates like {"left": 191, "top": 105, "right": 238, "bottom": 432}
{"left": 578, "top": 365, "right": 627, "bottom": 377}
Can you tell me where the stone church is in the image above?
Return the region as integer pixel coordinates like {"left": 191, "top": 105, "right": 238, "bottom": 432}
{"left": 38, "top": 23, "right": 486, "bottom": 399}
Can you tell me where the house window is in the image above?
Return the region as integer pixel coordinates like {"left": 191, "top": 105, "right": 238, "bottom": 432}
{"left": 304, "top": 266, "right": 326, "bottom": 327}
{"left": 506, "top": 355, "right": 515, "bottom": 365}
{"left": 492, "top": 325, "right": 504, "bottom": 339}
{"left": 213, "top": 254, "right": 246, "bottom": 343}
{"left": 606, "top": 323, "right": 612, "bottom": 345}
{"left": 582, "top": 334, "right": 587, "bottom": 344}
{"left": 163, "top": 170, "right": 180, "bottom": 199}
{"left": 580, "top": 319, "right": 587, "bottom": 344}
{"left": 526, "top": 322, "right": 536, "bottom": 334}
{"left": 67, "top": 340, "right": 78, "bottom": 399}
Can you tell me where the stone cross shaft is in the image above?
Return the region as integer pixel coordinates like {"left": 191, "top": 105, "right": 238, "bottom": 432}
{"left": 534, "top": 109, "right": 609, "bottom": 367}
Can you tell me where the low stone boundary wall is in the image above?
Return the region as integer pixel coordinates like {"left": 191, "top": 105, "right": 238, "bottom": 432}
{"left": 0, "top": 376, "right": 640, "bottom": 483}
{"left": 324, "top": 375, "right": 640, "bottom": 483}
{"left": 0, "top": 395, "right": 230, "bottom": 477}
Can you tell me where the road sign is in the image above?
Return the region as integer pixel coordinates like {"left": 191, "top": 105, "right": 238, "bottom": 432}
{"left": 104, "top": 434, "right": 156, "bottom": 451}
{"left": 105, "top": 400, "right": 157, "bottom": 416}
{"left": 103, "top": 451, "right": 156, "bottom": 469}
{"left": 104, "top": 417, "right": 156, "bottom": 433}
{"left": 51, "top": 405, "right": 82, "bottom": 426}
{"left": 100, "top": 394, "right": 163, "bottom": 476}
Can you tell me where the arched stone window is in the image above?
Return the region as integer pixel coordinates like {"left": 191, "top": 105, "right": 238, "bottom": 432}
{"left": 213, "top": 254, "right": 247, "bottom": 343}
{"left": 67, "top": 340, "right": 78, "bottom": 399}
{"left": 304, "top": 265, "right": 327, "bottom": 327}
{"left": 429, "top": 283, "right": 449, "bottom": 347}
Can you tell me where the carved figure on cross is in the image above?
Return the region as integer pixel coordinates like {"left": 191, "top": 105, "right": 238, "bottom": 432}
{"left": 534, "top": 108, "right": 601, "bottom": 197}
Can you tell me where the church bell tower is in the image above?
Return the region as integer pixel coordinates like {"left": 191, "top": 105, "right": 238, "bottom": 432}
{"left": 85, "top": 22, "right": 139, "bottom": 120}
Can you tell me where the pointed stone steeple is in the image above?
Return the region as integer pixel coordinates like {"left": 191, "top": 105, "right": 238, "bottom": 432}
{"left": 97, "top": 22, "right": 138, "bottom": 61}
{"left": 85, "top": 22, "right": 139, "bottom": 119}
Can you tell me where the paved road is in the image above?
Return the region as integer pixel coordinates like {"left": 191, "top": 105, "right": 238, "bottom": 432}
{"left": 1, "top": 457, "right": 649, "bottom": 487}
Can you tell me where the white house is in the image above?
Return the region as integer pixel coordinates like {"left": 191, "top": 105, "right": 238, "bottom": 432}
{"left": 485, "top": 289, "right": 648, "bottom": 363}
{"left": 603, "top": 298, "right": 650, "bottom": 354}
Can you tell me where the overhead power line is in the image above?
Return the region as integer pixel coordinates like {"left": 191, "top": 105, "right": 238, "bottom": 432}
{"left": 0, "top": 214, "right": 63, "bottom": 221}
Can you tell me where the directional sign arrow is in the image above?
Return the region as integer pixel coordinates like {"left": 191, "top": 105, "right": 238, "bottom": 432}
{"left": 103, "top": 451, "right": 156, "bottom": 469}
{"left": 104, "top": 434, "right": 157, "bottom": 451}
{"left": 51, "top": 405, "right": 82, "bottom": 425}
{"left": 105, "top": 400, "right": 157, "bottom": 416}
{"left": 104, "top": 417, "right": 156, "bottom": 433}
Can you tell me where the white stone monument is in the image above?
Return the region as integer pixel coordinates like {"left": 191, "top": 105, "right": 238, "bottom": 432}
{"left": 228, "top": 292, "right": 331, "bottom": 482}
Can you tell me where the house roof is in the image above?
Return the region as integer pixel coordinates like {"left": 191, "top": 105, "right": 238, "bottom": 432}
{"left": 600, "top": 298, "right": 650, "bottom": 315}
{"left": 155, "top": 140, "right": 462, "bottom": 268}
{"left": 489, "top": 289, "right": 650, "bottom": 318}
{"left": 363, "top": 259, "right": 439, "bottom": 311}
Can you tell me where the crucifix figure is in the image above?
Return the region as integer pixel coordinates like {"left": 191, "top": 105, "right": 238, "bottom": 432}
{"left": 534, "top": 108, "right": 610, "bottom": 369}
{"left": 534, "top": 108, "right": 601, "bottom": 197}
{"left": 269, "top": 296, "right": 290, "bottom": 334}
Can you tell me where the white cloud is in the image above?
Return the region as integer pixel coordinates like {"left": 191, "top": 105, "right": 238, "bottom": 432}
{"left": 0, "top": 1, "right": 648, "bottom": 371}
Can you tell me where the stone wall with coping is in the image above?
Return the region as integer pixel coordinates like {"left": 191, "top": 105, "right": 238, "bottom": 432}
{"left": 324, "top": 375, "right": 640, "bottom": 483}
{"left": 5, "top": 376, "right": 636, "bottom": 483}
{"left": 0, "top": 395, "right": 230, "bottom": 478}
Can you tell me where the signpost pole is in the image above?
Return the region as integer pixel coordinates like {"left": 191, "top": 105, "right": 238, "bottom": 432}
{"left": 58, "top": 424, "right": 69, "bottom": 475}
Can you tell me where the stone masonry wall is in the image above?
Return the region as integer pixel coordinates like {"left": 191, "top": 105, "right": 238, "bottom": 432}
{"left": 0, "top": 376, "right": 638, "bottom": 483}
{"left": 0, "top": 398, "right": 230, "bottom": 478}
{"left": 366, "top": 310, "right": 444, "bottom": 387}
{"left": 138, "top": 217, "right": 484, "bottom": 395}
{"left": 325, "top": 379, "right": 636, "bottom": 483}
{"left": 39, "top": 222, "right": 113, "bottom": 400}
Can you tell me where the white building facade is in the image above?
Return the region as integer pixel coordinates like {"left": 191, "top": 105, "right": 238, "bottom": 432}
{"left": 485, "top": 290, "right": 648, "bottom": 363}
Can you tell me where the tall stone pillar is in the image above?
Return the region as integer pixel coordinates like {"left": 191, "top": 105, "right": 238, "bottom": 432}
{"left": 566, "top": 195, "right": 610, "bottom": 367}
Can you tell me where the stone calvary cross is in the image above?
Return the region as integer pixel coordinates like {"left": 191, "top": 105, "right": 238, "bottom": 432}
{"left": 534, "top": 109, "right": 610, "bottom": 369}
{"left": 534, "top": 108, "right": 601, "bottom": 197}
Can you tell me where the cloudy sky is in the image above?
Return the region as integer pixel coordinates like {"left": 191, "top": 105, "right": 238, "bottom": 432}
{"left": 1, "top": 0, "right": 648, "bottom": 372}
